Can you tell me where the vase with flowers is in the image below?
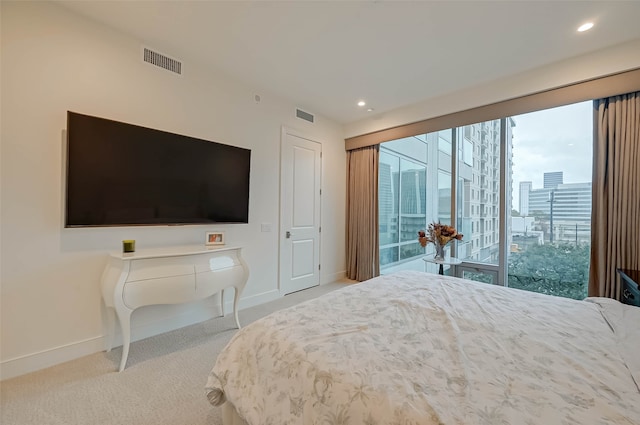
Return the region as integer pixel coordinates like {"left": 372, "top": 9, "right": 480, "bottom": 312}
{"left": 418, "top": 222, "right": 463, "bottom": 261}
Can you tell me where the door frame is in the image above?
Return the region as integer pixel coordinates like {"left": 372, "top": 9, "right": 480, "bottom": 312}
{"left": 278, "top": 126, "right": 322, "bottom": 295}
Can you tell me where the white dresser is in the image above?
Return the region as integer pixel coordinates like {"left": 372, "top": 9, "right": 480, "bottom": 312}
{"left": 100, "top": 245, "right": 249, "bottom": 371}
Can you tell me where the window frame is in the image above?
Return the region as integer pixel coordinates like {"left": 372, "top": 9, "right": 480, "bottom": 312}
{"left": 357, "top": 68, "right": 640, "bottom": 285}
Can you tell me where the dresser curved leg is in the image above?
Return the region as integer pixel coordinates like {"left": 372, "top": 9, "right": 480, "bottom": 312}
{"left": 233, "top": 286, "right": 242, "bottom": 329}
{"left": 117, "top": 309, "right": 132, "bottom": 372}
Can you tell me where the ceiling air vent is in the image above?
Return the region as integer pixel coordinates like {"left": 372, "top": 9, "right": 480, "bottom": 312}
{"left": 296, "top": 108, "right": 314, "bottom": 123}
{"left": 143, "top": 47, "right": 182, "bottom": 75}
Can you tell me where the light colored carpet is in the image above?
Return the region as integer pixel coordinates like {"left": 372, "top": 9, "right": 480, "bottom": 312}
{"left": 1, "top": 280, "right": 351, "bottom": 425}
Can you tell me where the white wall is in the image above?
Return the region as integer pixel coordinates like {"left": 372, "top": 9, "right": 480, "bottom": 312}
{"left": 344, "top": 38, "right": 640, "bottom": 138}
{"left": 0, "top": 1, "right": 346, "bottom": 379}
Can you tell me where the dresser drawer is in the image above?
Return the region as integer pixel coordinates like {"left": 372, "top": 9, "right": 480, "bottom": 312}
{"left": 123, "top": 274, "right": 196, "bottom": 309}
{"left": 195, "top": 265, "right": 245, "bottom": 298}
{"left": 193, "top": 253, "right": 240, "bottom": 273}
{"left": 127, "top": 257, "right": 195, "bottom": 282}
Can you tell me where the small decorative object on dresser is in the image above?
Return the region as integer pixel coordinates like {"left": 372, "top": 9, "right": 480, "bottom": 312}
{"left": 122, "top": 239, "right": 135, "bottom": 253}
{"left": 205, "top": 231, "right": 225, "bottom": 246}
{"left": 617, "top": 268, "right": 640, "bottom": 307}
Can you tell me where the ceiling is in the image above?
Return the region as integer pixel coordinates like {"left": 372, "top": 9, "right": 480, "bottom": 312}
{"left": 57, "top": 1, "right": 640, "bottom": 125}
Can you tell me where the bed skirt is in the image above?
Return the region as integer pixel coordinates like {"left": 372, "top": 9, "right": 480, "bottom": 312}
{"left": 221, "top": 402, "right": 249, "bottom": 425}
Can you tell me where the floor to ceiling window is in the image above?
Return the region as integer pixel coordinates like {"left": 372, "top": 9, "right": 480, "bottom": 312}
{"left": 379, "top": 133, "right": 451, "bottom": 274}
{"left": 455, "top": 119, "right": 508, "bottom": 284}
{"left": 379, "top": 138, "right": 429, "bottom": 270}
{"left": 507, "top": 101, "right": 592, "bottom": 299}
{"left": 378, "top": 101, "right": 592, "bottom": 299}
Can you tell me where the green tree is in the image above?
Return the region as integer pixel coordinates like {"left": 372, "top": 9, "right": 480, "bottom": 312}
{"left": 508, "top": 243, "right": 589, "bottom": 300}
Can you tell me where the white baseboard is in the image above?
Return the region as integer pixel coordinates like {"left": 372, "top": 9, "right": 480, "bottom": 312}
{"left": 321, "top": 269, "right": 347, "bottom": 285}
{"left": 232, "top": 288, "right": 281, "bottom": 311}
{"left": 0, "top": 336, "right": 105, "bottom": 381}
{"left": 1, "top": 289, "right": 281, "bottom": 381}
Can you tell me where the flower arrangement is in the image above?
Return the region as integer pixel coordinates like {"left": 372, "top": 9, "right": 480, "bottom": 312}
{"left": 418, "top": 222, "right": 463, "bottom": 259}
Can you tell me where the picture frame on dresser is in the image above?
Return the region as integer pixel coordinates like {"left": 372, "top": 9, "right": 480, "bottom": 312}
{"left": 205, "top": 231, "right": 225, "bottom": 246}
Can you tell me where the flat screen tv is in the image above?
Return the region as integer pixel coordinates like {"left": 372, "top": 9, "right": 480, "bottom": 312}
{"left": 65, "top": 111, "right": 251, "bottom": 227}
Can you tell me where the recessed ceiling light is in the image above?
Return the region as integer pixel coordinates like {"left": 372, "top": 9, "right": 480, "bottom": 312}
{"left": 367, "top": 108, "right": 374, "bottom": 112}
{"left": 577, "top": 22, "right": 594, "bottom": 32}
{"left": 357, "top": 100, "right": 366, "bottom": 107}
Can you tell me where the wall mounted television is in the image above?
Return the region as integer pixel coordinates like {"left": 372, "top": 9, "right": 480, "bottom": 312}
{"left": 65, "top": 111, "right": 251, "bottom": 227}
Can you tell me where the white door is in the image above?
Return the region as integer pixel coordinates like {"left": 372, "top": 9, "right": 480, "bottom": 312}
{"left": 279, "top": 128, "right": 321, "bottom": 295}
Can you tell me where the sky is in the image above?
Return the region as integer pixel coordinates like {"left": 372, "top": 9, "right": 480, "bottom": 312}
{"left": 510, "top": 101, "right": 593, "bottom": 210}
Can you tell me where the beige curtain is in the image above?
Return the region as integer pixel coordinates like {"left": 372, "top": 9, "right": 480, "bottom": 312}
{"left": 589, "top": 91, "right": 640, "bottom": 298}
{"left": 346, "top": 145, "right": 380, "bottom": 281}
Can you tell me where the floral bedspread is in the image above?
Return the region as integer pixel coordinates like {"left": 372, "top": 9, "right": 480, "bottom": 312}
{"left": 206, "top": 270, "right": 640, "bottom": 425}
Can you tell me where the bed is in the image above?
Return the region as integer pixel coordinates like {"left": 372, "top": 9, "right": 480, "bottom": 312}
{"left": 205, "top": 270, "right": 640, "bottom": 425}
